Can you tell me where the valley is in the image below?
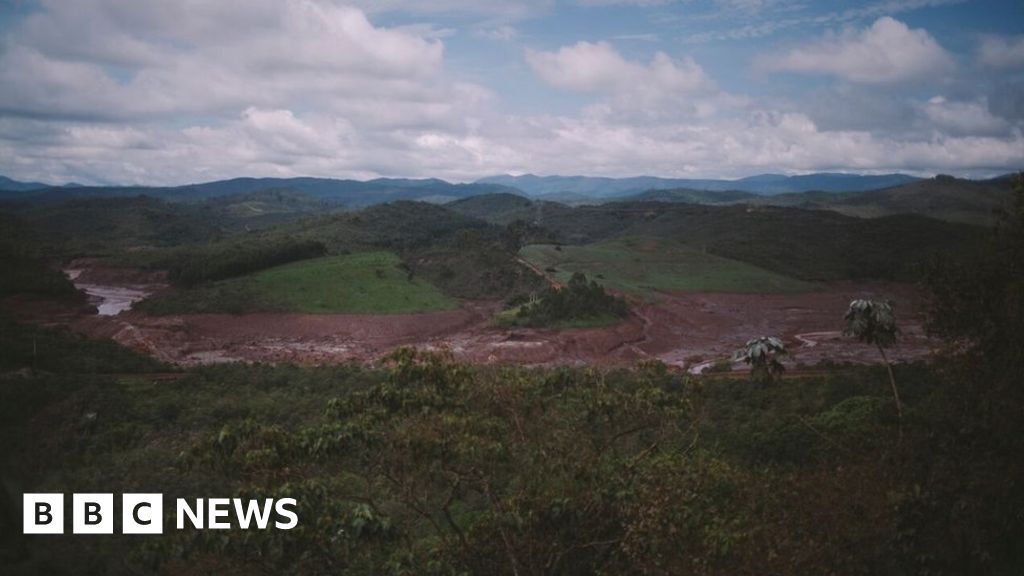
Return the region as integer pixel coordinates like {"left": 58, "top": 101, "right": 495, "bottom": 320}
{"left": 1, "top": 170, "right": 1019, "bottom": 575}
{"left": 45, "top": 257, "right": 933, "bottom": 373}
{"left": 1, "top": 173, "right": 989, "bottom": 373}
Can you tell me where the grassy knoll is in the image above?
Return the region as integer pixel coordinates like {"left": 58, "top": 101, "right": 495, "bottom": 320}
{"left": 138, "top": 251, "right": 456, "bottom": 315}
{"left": 521, "top": 236, "right": 815, "bottom": 296}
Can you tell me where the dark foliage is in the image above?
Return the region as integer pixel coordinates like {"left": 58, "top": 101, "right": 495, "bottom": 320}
{"left": 0, "top": 213, "right": 81, "bottom": 300}
{"left": 514, "top": 272, "right": 629, "bottom": 327}
{"left": 925, "top": 173, "right": 1024, "bottom": 373}
{"left": 162, "top": 239, "right": 327, "bottom": 286}
{"left": 0, "top": 313, "right": 167, "bottom": 374}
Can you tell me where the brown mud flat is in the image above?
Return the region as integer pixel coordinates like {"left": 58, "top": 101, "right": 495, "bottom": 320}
{"left": 9, "top": 262, "right": 936, "bottom": 371}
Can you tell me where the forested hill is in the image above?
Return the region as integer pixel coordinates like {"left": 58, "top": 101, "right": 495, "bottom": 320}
{"left": 0, "top": 176, "right": 519, "bottom": 208}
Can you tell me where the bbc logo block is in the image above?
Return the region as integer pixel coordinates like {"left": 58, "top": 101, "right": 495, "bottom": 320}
{"left": 24, "top": 493, "right": 164, "bottom": 535}
{"left": 72, "top": 493, "right": 114, "bottom": 534}
{"left": 23, "top": 494, "right": 64, "bottom": 534}
{"left": 123, "top": 493, "right": 163, "bottom": 534}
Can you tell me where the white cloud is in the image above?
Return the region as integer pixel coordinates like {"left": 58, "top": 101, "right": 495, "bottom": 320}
{"left": 0, "top": 1, "right": 1020, "bottom": 186}
{"left": 921, "top": 96, "right": 1009, "bottom": 137}
{"left": 0, "top": 1, "right": 501, "bottom": 184}
{"left": 480, "top": 109, "right": 1023, "bottom": 178}
{"left": 758, "top": 16, "right": 955, "bottom": 84}
{"left": 978, "top": 35, "right": 1024, "bottom": 69}
{"left": 525, "top": 41, "right": 722, "bottom": 126}
{"left": 574, "top": 0, "right": 676, "bottom": 6}
{"left": 344, "top": 0, "right": 553, "bottom": 20}
{"left": 0, "top": 1, "right": 452, "bottom": 123}
{"left": 526, "top": 41, "right": 711, "bottom": 95}
{"left": 475, "top": 25, "right": 519, "bottom": 41}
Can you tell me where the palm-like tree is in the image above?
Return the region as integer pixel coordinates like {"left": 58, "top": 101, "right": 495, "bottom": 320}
{"left": 844, "top": 299, "right": 903, "bottom": 441}
{"left": 732, "top": 336, "right": 787, "bottom": 385}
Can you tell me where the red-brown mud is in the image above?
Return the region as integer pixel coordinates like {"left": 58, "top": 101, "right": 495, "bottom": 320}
{"left": 6, "top": 263, "right": 936, "bottom": 371}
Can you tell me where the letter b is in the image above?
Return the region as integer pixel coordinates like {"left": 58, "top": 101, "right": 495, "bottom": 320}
{"left": 73, "top": 494, "right": 113, "bottom": 534}
{"left": 23, "top": 494, "right": 64, "bottom": 534}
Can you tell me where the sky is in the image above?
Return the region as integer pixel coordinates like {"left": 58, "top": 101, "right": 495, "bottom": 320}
{"left": 0, "top": 0, "right": 1022, "bottom": 185}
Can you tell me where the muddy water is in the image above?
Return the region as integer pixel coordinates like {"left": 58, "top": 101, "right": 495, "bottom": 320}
{"left": 65, "top": 269, "right": 153, "bottom": 316}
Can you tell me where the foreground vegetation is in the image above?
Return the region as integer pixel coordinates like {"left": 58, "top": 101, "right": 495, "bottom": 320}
{"left": 1, "top": 319, "right": 1020, "bottom": 574}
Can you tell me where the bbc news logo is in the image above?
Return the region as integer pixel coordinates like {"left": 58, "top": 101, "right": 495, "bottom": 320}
{"left": 23, "top": 494, "right": 298, "bottom": 534}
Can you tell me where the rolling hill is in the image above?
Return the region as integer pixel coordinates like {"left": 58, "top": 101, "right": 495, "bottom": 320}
{"left": 626, "top": 188, "right": 757, "bottom": 204}
{"left": 138, "top": 251, "right": 457, "bottom": 315}
{"left": 445, "top": 192, "right": 535, "bottom": 223}
{"left": 611, "top": 203, "right": 985, "bottom": 281}
{"left": 756, "top": 174, "right": 1016, "bottom": 225}
{"left": 0, "top": 175, "right": 55, "bottom": 192}
{"left": 477, "top": 172, "right": 921, "bottom": 198}
{"left": 521, "top": 237, "right": 814, "bottom": 296}
{"left": 0, "top": 176, "right": 521, "bottom": 208}
{"left": 588, "top": 174, "right": 1018, "bottom": 225}
{"left": 447, "top": 193, "right": 985, "bottom": 283}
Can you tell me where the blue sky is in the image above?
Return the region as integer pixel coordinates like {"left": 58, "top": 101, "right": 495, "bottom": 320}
{"left": 0, "top": 0, "right": 1021, "bottom": 185}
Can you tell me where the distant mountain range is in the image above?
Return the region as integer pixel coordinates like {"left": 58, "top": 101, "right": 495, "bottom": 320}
{"left": 0, "top": 176, "right": 519, "bottom": 207}
{"left": 1, "top": 173, "right": 1012, "bottom": 222}
{"left": 475, "top": 173, "right": 922, "bottom": 197}
{"left": 0, "top": 175, "right": 55, "bottom": 192}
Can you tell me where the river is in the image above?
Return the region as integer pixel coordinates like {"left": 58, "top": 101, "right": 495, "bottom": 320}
{"left": 65, "top": 269, "right": 153, "bottom": 316}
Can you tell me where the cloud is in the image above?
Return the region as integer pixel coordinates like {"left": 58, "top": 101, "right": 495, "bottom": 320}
{"left": 342, "top": 0, "right": 553, "bottom": 20}
{"left": 444, "top": 106, "right": 1021, "bottom": 181}
{"left": 988, "top": 82, "right": 1024, "bottom": 122}
{"left": 611, "top": 33, "right": 661, "bottom": 42}
{"left": 804, "top": 86, "right": 1018, "bottom": 140}
{"left": 0, "top": 0, "right": 1020, "bottom": 185}
{"left": 574, "top": 0, "right": 676, "bottom": 6}
{"left": 921, "top": 96, "right": 1009, "bottom": 137}
{"left": 526, "top": 41, "right": 711, "bottom": 95}
{"left": 759, "top": 17, "right": 954, "bottom": 84}
{"left": 525, "top": 41, "right": 721, "bottom": 125}
{"left": 682, "top": 0, "right": 965, "bottom": 44}
{"left": 978, "top": 35, "right": 1024, "bottom": 69}
{"left": 0, "top": 1, "right": 501, "bottom": 184}
{"left": 0, "top": 0, "right": 503, "bottom": 136}
{"left": 475, "top": 25, "right": 519, "bottom": 41}
{"left": 0, "top": 1, "right": 456, "bottom": 124}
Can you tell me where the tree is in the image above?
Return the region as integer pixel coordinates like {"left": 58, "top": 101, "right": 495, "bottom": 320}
{"left": 844, "top": 299, "right": 902, "bottom": 442}
{"left": 732, "top": 336, "right": 786, "bottom": 385}
{"left": 926, "top": 172, "right": 1024, "bottom": 374}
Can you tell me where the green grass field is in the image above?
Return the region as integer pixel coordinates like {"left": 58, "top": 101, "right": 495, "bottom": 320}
{"left": 139, "top": 251, "right": 456, "bottom": 314}
{"left": 520, "top": 237, "right": 815, "bottom": 296}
